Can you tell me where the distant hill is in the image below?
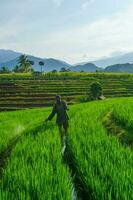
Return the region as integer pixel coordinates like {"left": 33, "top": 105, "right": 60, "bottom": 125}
{"left": 78, "top": 52, "right": 133, "bottom": 68}
{"left": 0, "top": 49, "right": 21, "bottom": 63}
{"left": 105, "top": 63, "right": 133, "bottom": 73}
{"left": 1, "top": 49, "right": 133, "bottom": 73}
{"left": 0, "top": 49, "right": 71, "bottom": 72}
{"left": 69, "top": 63, "right": 101, "bottom": 72}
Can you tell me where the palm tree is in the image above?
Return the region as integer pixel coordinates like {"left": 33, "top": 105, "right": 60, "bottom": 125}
{"left": 13, "top": 65, "right": 20, "bottom": 73}
{"left": 18, "top": 55, "right": 32, "bottom": 72}
{"left": 39, "top": 61, "right": 44, "bottom": 73}
{"left": 29, "top": 60, "right": 34, "bottom": 66}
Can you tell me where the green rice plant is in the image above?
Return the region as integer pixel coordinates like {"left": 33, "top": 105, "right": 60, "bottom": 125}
{"left": 0, "top": 120, "right": 72, "bottom": 200}
{"left": 68, "top": 99, "right": 133, "bottom": 200}
{"left": 112, "top": 100, "right": 133, "bottom": 129}
{"left": 0, "top": 97, "right": 133, "bottom": 200}
{"left": 0, "top": 108, "right": 50, "bottom": 152}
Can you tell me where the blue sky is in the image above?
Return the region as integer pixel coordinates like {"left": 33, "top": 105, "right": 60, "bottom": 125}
{"left": 0, "top": 0, "right": 133, "bottom": 63}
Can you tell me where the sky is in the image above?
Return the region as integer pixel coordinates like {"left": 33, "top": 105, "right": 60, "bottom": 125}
{"left": 0, "top": 0, "right": 133, "bottom": 64}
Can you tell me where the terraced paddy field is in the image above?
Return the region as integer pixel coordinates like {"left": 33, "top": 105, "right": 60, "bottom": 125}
{"left": 1, "top": 72, "right": 133, "bottom": 111}
{"left": 0, "top": 97, "right": 132, "bottom": 200}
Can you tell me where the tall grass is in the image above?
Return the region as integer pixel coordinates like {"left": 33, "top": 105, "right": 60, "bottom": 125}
{"left": 112, "top": 100, "right": 133, "bottom": 129}
{"left": 0, "top": 108, "right": 50, "bottom": 151}
{"left": 0, "top": 114, "right": 72, "bottom": 200}
{"left": 68, "top": 98, "right": 133, "bottom": 200}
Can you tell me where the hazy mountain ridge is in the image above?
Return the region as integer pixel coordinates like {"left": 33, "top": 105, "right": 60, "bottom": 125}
{"left": 105, "top": 63, "right": 133, "bottom": 73}
{"left": 0, "top": 49, "right": 21, "bottom": 63}
{"left": 85, "top": 52, "right": 133, "bottom": 68}
{"left": 0, "top": 50, "right": 71, "bottom": 72}
{"left": 1, "top": 49, "right": 133, "bottom": 73}
{"left": 69, "top": 63, "right": 102, "bottom": 72}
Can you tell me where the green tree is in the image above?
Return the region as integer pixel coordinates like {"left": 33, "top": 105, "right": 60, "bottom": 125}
{"left": 60, "top": 67, "right": 67, "bottom": 72}
{"left": 17, "top": 55, "right": 33, "bottom": 72}
{"left": 29, "top": 60, "right": 34, "bottom": 66}
{"left": 0, "top": 66, "right": 10, "bottom": 73}
{"left": 39, "top": 61, "right": 44, "bottom": 73}
{"left": 13, "top": 65, "right": 20, "bottom": 73}
{"left": 52, "top": 69, "right": 57, "bottom": 73}
{"left": 90, "top": 82, "right": 103, "bottom": 100}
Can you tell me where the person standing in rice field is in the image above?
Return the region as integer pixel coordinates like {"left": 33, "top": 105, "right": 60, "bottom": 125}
{"left": 45, "top": 95, "right": 69, "bottom": 145}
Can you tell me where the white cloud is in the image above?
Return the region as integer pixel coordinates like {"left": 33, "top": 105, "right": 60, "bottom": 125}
{"left": 52, "top": 0, "right": 63, "bottom": 7}
{"left": 82, "top": 0, "right": 95, "bottom": 10}
{"left": 37, "top": 3, "right": 133, "bottom": 63}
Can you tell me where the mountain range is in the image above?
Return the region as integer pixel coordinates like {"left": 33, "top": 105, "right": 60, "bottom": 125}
{"left": 105, "top": 63, "right": 133, "bottom": 73}
{"left": 0, "top": 49, "right": 21, "bottom": 63}
{"left": 70, "top": 63, "right": 101, "bottom": 72}
{"left": 1, "top": 49, "right": 133, "bottom": 73}
{"left": 0, "top": 50, "right": 71, "bottom": 72}
{"left": 78, "top": 52, "right": 133, "bottom": 68}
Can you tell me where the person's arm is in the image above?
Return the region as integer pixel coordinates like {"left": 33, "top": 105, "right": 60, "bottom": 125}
{"left": 63, "top": 101, "right": 69, "bottom": 110}
{"left": 45, "top": 105, "right": 56, "bottom": 121}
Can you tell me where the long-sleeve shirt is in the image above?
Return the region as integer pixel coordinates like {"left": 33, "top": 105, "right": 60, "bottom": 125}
{"left": 47, "top": 101, "right": 69, "bottom": 125}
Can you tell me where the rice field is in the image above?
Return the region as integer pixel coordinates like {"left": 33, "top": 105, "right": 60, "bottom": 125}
{"left": 1, "top": 72, "right": 133, "bottom": 111}
{"left": 68, "top": 98, "right": 133, "bottom": 199}
{"left": 0, "top": 97, "right": 133, "bottom": 200}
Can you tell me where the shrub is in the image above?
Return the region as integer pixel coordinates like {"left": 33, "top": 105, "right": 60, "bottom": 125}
{"left": 90, "top": 82, "right": 103, "bottom": 100}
